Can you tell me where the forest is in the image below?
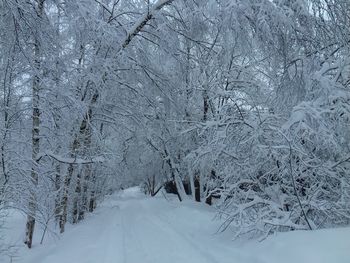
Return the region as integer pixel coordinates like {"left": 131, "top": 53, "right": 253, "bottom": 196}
{"left": 0, "top": 0, "right": 350, "bottom": 259}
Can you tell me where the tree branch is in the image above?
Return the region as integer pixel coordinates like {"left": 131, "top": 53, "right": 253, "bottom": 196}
{"left": 36, "top": 151, "right": 104, "bottom": 164}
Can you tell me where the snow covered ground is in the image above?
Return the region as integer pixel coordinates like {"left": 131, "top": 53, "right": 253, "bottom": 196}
{"left": 2, "top": 187, "right": 350, "bottom": 263}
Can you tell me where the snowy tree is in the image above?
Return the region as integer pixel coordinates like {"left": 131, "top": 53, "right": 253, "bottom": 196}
{"left": 0, "top": 0, "right": 350, "bottom": 252}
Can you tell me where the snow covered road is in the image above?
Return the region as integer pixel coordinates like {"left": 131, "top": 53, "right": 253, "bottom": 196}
{"left": 7, "top": 188, "right": 259, "bottom": 263}
{"left": 3, "top": 187, "right": 350, "bottom": 263}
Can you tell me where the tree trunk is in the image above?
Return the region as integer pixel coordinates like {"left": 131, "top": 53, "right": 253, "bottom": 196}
{"left": 72, "top": 167, "right": 82, "bottom": 224}
{"left": 24, "top": 0, "right": 44, "bottom": 248}
{"left": 53, "top": 1, "right": 62, "bottom": 223}
{"left": 59, "top": 162, "right": 73, "bottom": 233}
{"left": 54, "top": 162, "right": 61, "bottom": 222}
{"left": 189, "top": 170, "right": 196, "bottom": 201}
{"left": 0, "top": 50, "right": 13, "bottom": 195}
{"left": 78, "top": 119, "right": 93, "bottom": 221}
{"left": 194, "top": 175, "right": 201, "bottom": 202}
{"left": 88, "top": 170, "right": 97, "bottom": 212}
{"left": 174, "top": 173, "right": 187, "bottom": 202}
{"left": 79, "top": 164, "right": 91, "bottom": 220}
{"left": 203, "top": 89, "right": 209, "bottom": 121}
{"left": 59, "top": 103, "right": 95, "bottom": 232}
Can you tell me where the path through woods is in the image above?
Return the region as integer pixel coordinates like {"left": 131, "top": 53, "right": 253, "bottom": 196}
{"left": 13, "top": 188, "right": 256, "bottom": 263}
{"left": 4, "top": 188, "right": 350, "bottom": 263}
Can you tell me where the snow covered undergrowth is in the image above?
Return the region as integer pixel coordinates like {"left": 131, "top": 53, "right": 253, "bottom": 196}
{"left": 2, "top": 187, "right": 350, "bottom": 263}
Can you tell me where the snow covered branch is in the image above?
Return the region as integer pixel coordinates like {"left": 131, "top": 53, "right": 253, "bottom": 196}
{"left": 121, "top": 0, "right": 174, "bottom": 49}
{"left": 36, "top": 152, "right": 104, "bottom": 164}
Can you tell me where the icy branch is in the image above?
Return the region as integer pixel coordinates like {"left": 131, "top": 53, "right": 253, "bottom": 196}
{"left": 121, "top": 0, "right": 174, "bottom": 49}
{"left": 36, "top": 151, "right": 104, "bottom": 164}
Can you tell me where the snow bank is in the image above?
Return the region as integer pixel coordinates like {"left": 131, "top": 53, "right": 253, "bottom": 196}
{"left": 243, "top": 227, "right": 350, "bottom": 263}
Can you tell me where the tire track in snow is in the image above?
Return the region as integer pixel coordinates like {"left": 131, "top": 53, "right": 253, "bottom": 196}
{"left": 120, "top": 199, "right": 219, "bottom": 263}
{"left": 121, "top": 201, "right": 160, "bottom": 263}
{"left": 144, "top": 215, "right": 220, "bottom": 263}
